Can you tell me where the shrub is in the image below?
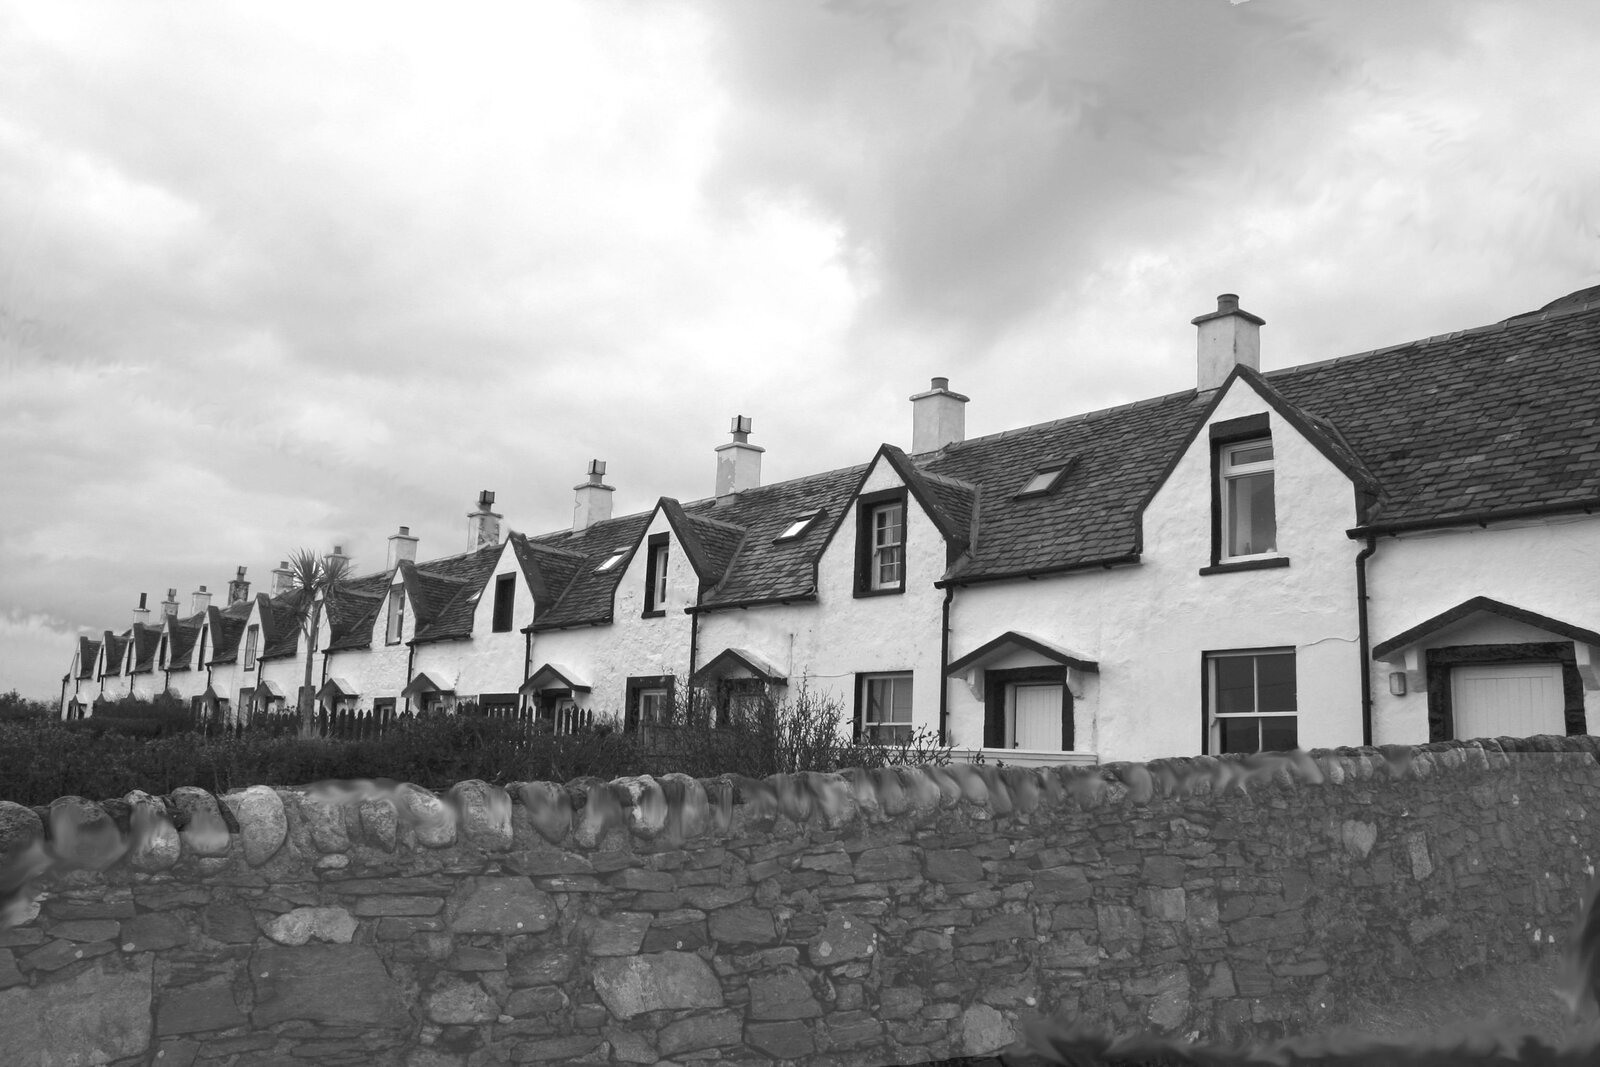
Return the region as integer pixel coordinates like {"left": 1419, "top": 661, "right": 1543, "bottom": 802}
{"left": 0, "top": 690, "right": 55, "bottom": 723}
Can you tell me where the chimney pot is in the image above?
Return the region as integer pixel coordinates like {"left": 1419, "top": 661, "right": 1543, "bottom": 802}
{"left": 715, "top": 416, "right": 764, "bottom": 497}
{"left": 138, "top": 592, "right": 148, "bottom": 609}
{"left": 573, "top": 461, "right": 616, "bottom": 531}
{"left": 133, "top": 592, "right": 150, "bottom": 628}
{"left": 1193, "top": 292, "right": 1264, "bottom": 392}
{"left": 162, "top": 588, "right": 180, "bottom": 618}
{"left": 910, "top": 377, "right": 970, "bottom": 453}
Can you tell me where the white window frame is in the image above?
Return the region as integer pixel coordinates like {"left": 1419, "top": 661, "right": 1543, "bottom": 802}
{"left": 650, "top": 543, "right": 669, "bottom": 608}
{"left": 870, "top": 502, "right": 905, "bottom": 590}
{"left": 1206, "top": 648, "right": 1297, "bottom": 754}
{"left": 595, "top": 550, "right": 627, "bottom": 573}
{"left": 386, "top": 587, "right": 405, "bottom": 645}
{"left": 243, "top": 625, "right": 259, "bottom": 670}
{"left": 1219, "top": 437, "right": 1277, "bottom": 560}
{"left": 638, "top": 687, "right": 669, "bottom": 725}
{"left": 860, "top": 672, "right": 913, "bottom": 743}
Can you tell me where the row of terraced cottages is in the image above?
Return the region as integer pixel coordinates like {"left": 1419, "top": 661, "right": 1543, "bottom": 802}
{"left": 62, "top": 289, "right": 1600, "bottom": 765}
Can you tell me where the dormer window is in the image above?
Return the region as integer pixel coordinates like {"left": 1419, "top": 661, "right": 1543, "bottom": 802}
{"left": 854, "top": 489, "right": 907, "bottom": 596}
{"left": 643, "top": 533, "right": 669, "bottom": 617}
{"left": 491, "top": 574, "right": 515, "bottom": 632}
{"left": 595, "top": 549, "right": 627, "bottom": 573}
{"left": 244, "top": 625, "right": 259, "bottom": 670}
{"left": 385, "top": 587, "right": 405, "bottom": 645}
{"left": 1014, "top": 458, "right": 1075, "bottom": 499}
{"left": 1221, "top": 438, "right": 1276, "bottom": 558}
{"left": 774, "top": 510, "right": 822, "bottom": 542}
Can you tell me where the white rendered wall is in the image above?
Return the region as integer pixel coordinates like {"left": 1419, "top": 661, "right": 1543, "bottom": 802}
{"left": 414, "top": 541, "right": 534, "bottom": 700}
{"left": 947, "top": 380, "right": 1365, "bottom": 763}
{"left": 1366, "top": 513, "right": 1600, "bottom": 742}
{"left": 697, "top": 456, "right": 948, "bottom": 740}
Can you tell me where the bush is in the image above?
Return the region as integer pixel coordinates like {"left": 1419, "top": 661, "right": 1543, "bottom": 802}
{"left": 0, "top": 690, "right": 55, "bottom": 723}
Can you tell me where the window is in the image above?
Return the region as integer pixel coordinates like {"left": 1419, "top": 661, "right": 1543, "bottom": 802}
{"left": 857, "top": 672, "right": 913, "bottom": 742}
{"left": 491, "top": 574, "right": 516, "bottom": 632}
{"left": 1220, "top": 438, "right": 1276, "bottom": 558}
{"left": 625, "top": 675, "right": 675, "bottom": 733}
{"left": 158, "top": 635, "right": 168, "bottom": 668}
{"left": 1014, "top": 458, "right": 1076, "bottom": 499}
{"left": 1206, "top": 649, "right": 1296, "bottom": 754}
{"left": 197, "top": 627, "right": 209, "bottom": 667}
{"left": 243, "top": 625, "right": 259, "bottom": 670}
{"left": 595, "top": 549, "right": 627, "bottom": 573}
{"left": 774, "top": 510, "right": 822, "bottom": 542}
{"left": 854, "top": 490, "right": 907, "bottom": 596}
{"left": 386, "top": 587, "right": 405, "bottom": 645}
{"left": 643, "top": 533, "right": 669, "bottom": 616}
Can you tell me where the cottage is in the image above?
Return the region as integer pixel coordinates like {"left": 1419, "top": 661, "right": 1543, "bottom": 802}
{"left": 61, "top": 288, "right": 1600, "bottom": 763}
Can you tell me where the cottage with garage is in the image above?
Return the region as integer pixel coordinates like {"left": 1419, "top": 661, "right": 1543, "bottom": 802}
{"left": 61, "top": 286, "right": 1600, "bottom": 764}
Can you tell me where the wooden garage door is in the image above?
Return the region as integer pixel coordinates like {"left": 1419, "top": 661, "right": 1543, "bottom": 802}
{"left": 1450, "top": 662, "right": 1565, "bottom": 739}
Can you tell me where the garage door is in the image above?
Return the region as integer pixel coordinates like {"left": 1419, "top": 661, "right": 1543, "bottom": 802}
{"left": 1450, "top": 662, "right": 1565, "bottom": 739}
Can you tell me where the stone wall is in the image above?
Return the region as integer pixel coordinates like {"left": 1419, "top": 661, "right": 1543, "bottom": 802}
{"left": 2, "top": 736, "right": 1598, "bottom": 1067}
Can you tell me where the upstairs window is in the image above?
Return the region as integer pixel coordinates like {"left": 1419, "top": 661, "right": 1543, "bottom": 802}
{"left": 197, "top": 627, "right": 209, "bottom": 667}
{"left": 774, "top": 510, "right": 822, "bottom": 542}
{"left": 854, "top": 490, "right": 907, "bottom": 596}
{"left": 491, "top": 574, "right": 516, "bottom": 633}
{"left": 1220, "top": 438, "right": 1276, "bottom": 558}
{"left": 386, "top": 588, "right": 405, "bottom": 645}
{"left": 643, "top": 533, "right": 669, "bottom": 616}
{"left": 1206, "top": 649, "right": 1296, "bottom": 754}
{"left": 158, "top": 635, "right": 168, "bottom": 668}
{"left": 243, "top": 625, "right": 259, "bottom": 670}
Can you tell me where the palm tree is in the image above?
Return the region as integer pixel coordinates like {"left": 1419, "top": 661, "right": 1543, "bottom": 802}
{"left": 282, "top": 547, "right": 351, "bottom": 737}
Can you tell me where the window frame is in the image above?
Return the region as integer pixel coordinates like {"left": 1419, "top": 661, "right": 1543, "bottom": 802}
{"left": 491, "top": 573, "right": 516, "bottom": 633}
{"left": 625, "top": 674, "right": 676, "bottom": 733}
{"left": 773, "top": 510, "right": 823, "bottom": 543}
{"left": 1013, "top": 458, "right": 1075, "bottom": 500}
{"left": 855, "top": 671, "right": 914, "bottom": 743}
{"left": 1202, "top": 415, "right": 1289, "bottom": 575}
{"left": 642, "top": 532, "right": 669, "bottom": 617}
{"left": 243, "top": 624, "right": 259, "bottom": 670}
{"left": 1202, "top": 647, "right": 1298, "bottom": 755}
{"left": 385, "top": 586, "right": 406, "bottom": 645}
{"left": 853, "top": 488, "right": 908, "bottom": 597}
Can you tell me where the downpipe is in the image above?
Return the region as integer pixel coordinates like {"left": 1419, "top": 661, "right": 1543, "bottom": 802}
{"left": 1355, "top": 534, "right": 1378, "bottom": 747}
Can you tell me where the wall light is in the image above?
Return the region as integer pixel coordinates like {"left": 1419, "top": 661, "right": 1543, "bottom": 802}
{"left": 1388, "top": 672, "right": 1407, "bottom": 697}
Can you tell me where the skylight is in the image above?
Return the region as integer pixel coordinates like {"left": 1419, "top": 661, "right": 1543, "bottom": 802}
{"left": 774, "top": 510, "right": 822, "bottom": 543}
{"left": 594, "top": 550, "right": 627, "bottom": 573}
{"left": 1015, "top": 459, "right": 1075, "bottom": 499}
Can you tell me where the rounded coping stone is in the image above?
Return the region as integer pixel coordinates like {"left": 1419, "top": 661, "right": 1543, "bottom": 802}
{"left": 803, "top": 772, "right": 856, "bottom": 830}
{"left": 358, "top": 796, "right": 399, "bottom": 852}
{"left": 449, "top": 780, "right": 512, "bottom": 851}
{"left": 511, "top": 781, "right": 572, "bottom": 845}
{"left": 48, "top": 795, "right": 127, "bottom": 871}
{"left": 297, "top": 791, "right": 353, "bottom": 853}
{"left": 617, "top": 776, "right": 668, "bottom": 839}
{"left": 169, "top": 786, "right": 232, "bottom": 857}
{"left": 0, "top": 800, "right": 44, "bottom": 862}
{"left": 658, "top": 773, "right": 710, "bottom": 844}
{"left": 397, "top": 783, "right": 457, "bottom": 849}
{"left": 1001, "top": 767, "right": 1042, "bottom": 814}
{"left": 869, "top": 768, "right": 909, "bottom": 817}
{"left": 222, "top": 785, "right": 288, "bottom": 867}
{"left": 897, "top": 767, "right": 943, "bottom": 816}
{"left": 124, "top": 790, "right": 180, "bottom": 873}
{"left": 1111, "top": 763, "right": 1155, "bottom": 806}
{"left": 573, "top": 782, "right": 624, "bottom": 850}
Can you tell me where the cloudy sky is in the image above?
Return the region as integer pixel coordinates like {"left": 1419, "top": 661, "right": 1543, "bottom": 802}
{"left": 3, "top": 0, "right": 1598, "bottom": 701}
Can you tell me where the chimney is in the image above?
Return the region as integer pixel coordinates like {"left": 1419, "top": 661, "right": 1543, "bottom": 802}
{"left": 468, "top": 491, "right": 502, "bottom": 551}
{"left": 190, "top": 585, "right": 212, "bottom": 615}
{"left": 910, "top": 377, "right": 969, "bottom": 453}
{"left": 161, "top": 588, "right": 180, "bottom": 619}
{"left": 325, "top": 545, "right": 351, "bottom": 572}
{"left": 1193, "top": 293, "right": 1264, "bottom": 392}
{"left": 227, "top": 565, "right": 250, "bottom": 605}
{"left": 714, "top": 415, "right": 765, "bottom": 497}
{"left": 387, "top": 525, "right": 420, "bottom": 570}
{"left": 272, "top": 561, "right": 295, "bottom": 595}
{"left": 132, "top": 592, "right": 150, "bottom": 629}
{"left": 572, "top": 460, "right": 615, "bottom": 532}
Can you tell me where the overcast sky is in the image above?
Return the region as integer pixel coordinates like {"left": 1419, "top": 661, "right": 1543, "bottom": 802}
{"left": 3, "top": 0, "right": 1598, "bottom": 701}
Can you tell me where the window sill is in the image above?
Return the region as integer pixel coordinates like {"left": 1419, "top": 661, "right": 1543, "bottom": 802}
{"left": 640, "top": 609, "right": 665, "bottom": 619}
{"left": 852, "top": 586, "right": 906, "bottom": 599}
{"left": 1199, "top": 556, "right": 1290, "bottom": 576}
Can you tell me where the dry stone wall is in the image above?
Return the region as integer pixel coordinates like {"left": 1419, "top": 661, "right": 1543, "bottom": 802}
{"left": 2, "top": 736, "right": 1599, "bottom": 1067}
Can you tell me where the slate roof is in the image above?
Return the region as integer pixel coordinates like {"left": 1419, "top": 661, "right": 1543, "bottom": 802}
{"left": 130, "top": 624, "right": 162, "bottom": 673}
{"left": 76, "top": 637, "right": 100, "bottom": 679}
{"left": 324, "top": 572, "right": 393, "bottom": 652}
{"left": 525, "top": 513, "right": 654, "bottom": 630}
{"left": 411, "top": 543, "right": 502, "bottom": 643}
{"left": 101, "top": 632, "right": 126, "bottom": 675}
{"left": 165, "top": 614, "right": 203, "bottom": 671}
{"left": 260, "top": 596, "right": 303, "bottom": 660}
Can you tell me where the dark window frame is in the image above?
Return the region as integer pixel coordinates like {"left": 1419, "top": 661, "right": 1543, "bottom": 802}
{"left": 643, "top": 533, "right": 669, "bottom": 618}
{"left": 1201, "top": 646, "right": 1298, "bottom": 755}
{"left": 853, "top": 488, "right": 908, "bottom": 598}
{"left": 491, "top": 573, "right": 516, "bottom": 633}
{"left": 1204, "top": 414, "right": 1288, "bottom": 574}
{"left": 982, "top": 665, "right": 1073, "bottom": 751}
{"left": 1424, "top": 641, "right": 1587, "bottom": 742}
{"left": 625, "top": 674, "right": 676, "bottom": 733}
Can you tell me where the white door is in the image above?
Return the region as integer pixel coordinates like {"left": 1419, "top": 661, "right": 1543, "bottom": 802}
{"left": 1450, "top": 662, "right": 1564, "bottom": 739}
{"left": 1010, "top": 684, "right": 1063, "bottom": 749}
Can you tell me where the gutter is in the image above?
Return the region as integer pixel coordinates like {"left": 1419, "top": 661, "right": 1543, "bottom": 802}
{"left": 1355, "top": 535, "right": 1378, "bottom": 747}
{"left": 685, "top": 591, "right": 819, "bottom": 615}
{"left": 1347, "top": 499, "right": 1600, "bottom": 539}
{"left": 934, "top": 552, "right": 1141, "bottom": 589}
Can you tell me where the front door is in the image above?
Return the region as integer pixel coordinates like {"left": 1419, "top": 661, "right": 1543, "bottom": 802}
{"left": 1010, "top": 683, "right": 1064, "bottom": 749}
{"left": 1450, "top": 662, "right": 1564, "bottom": 739}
